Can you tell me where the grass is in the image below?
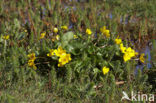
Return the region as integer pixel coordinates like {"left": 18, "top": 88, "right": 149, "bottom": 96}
{"left": 0, "top": 0, "right": 155, "bottom": 102}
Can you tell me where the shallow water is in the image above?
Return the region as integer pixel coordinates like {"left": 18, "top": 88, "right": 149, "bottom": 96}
{"left": 135, "top": 40, "right": 156, "bottom": 74}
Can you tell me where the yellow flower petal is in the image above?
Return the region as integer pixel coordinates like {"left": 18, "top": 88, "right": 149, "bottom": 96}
{"left": 61, "top": 26, "right": 68, "bottom": 30}
{"left": 140, "top": 53, "right": 145, "bottom": 63}
{"left": 86, "top": 29, "right": 92, "bottom": 35}
{"left": 53, "top": 27, "right": 58, "bottom": 33}
{"left": 40, "top": 32, "right": 46, "bottom": 39}
{"left": 115, "top": 38, "right": 122, "bottom": 45}
{"left": 2, "top": 35, "right": 10, "bottom": 40}
{"left": 56, "top": 35, "right": 60, "bottom": 40}
{"left": 74, "top": 35, "right": 78, "bottom": 39}
{"left": 102, "top": 66, "right": 109, "bottom": 75}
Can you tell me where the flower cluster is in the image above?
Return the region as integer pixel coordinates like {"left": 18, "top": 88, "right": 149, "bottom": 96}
{"left": 115, "top": 37, "right": 146, "bottom": 63}
{"left": 121, "top": 46, "right": 138, "bottom": 62}
{"left": 115, "top": 37, "right": 138, "bottom": 62}
{"left": 47, "top": 46, "right": 72, "bottom": 67}
{"left": 27, "top": 53, "right": 37, "bottom": 70}
{"left": 100, "top": 26, "right": 110, "bottom": 37}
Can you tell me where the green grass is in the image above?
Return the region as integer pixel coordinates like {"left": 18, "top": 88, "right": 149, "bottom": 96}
{"left": 0, "top": 0, "right": 155, "bottom": 102}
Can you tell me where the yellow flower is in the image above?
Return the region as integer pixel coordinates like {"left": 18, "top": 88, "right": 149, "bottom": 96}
{"left": 28, "top": 59, "right": 37, "bottom": 70}
{"left": 126, "top": 47, "right": 135, "bottom": 57}
{"left": 53, "top": 27, "right": 58, "bottom": 33}
{"left": 122, "top": 47, "right": 136, "bottom": 62}
{"left": 24, "top": 29, "right": 27, "bottom": 33}
{"left": 104, "top": 30, "right": 110, "bottom": 37}
{"left": 74, "top": 35, "right": 78, "bottom": 39}
{"left": 102, "top": 66, "right": 109, "bottom": 75}
{"left": 86, "top": 28, "right": 92, "bottom": 35}
{"left": 27, "top": 53, "right": 36, "bottom": 60}
{"left": 52, "top": 38, "right": 55, "bottom": 42}
{"left": 27, "top": 53, "right": 37, "bottom": 70}
{"left": 58, "top": 53, "right": 71, "bottom": 66}
{"left": 100, "top": 26, "right": 110, "bottom": 37}
{"left": 28, "top": 59, "right": 35, "bottom": 66}
{"left": 123, "top": 53, "right": 131, "bottom": 62}
{"left": 2, "top": 35, "right": 10, "bottom": 40}
{"left": 115, "top": 38, "right": 122, "bottom": 45}
{"left": 54, "top": 46, "right": 66, "bottom": 57}
{"left": 47, "top": 46, "right": 72, "bottom": 67}
{"left": 100, "top": 26, "right": 106, "bottom": 33}
{"left": 120, "top": 43, "right": 126, "bottom": 53}
{"left": 119, "top": 42, "right": 138, "bottom": 62}
{"left": 47, "top": 49, "right": 55, "bottom": 57}
{"left": 140, "top": 53, "right": 145, "bottom": 63}
{"left": 56, "top": 35, "right": 60, "bottom": 40}
{"left": 61, "top": 26, "right": 68, "bottom": 30}
{"left": 40, "top": 32, "right": 46, "bottom": 39}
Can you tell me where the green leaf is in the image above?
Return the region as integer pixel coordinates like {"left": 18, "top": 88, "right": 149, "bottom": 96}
{"left": 61, "top": 31, "right": 74, "bottom": 47}
{"left": 93, "top": 68, "right": 101, "bottom": 74}
{"left": 14, "top": 18, "right": 21, "bottom": 29}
